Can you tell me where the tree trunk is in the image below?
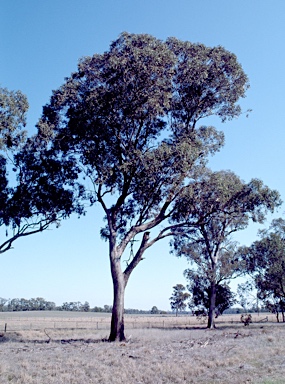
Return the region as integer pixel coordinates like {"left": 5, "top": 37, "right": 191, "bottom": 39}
{"left": 109, "top": 251, "right": 126, "bottom": 342}
{"left": 207, "top": 281, "right": 216, "bottom": 329}
{"left": 107, "top": 229, "right": 151, "bottom": 341}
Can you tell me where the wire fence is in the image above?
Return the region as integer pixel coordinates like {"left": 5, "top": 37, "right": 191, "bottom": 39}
{"left": 0, "top": 313, "right": 277, "bottom": 332}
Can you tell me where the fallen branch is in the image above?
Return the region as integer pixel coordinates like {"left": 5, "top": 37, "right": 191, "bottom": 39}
{"left": 43, "top": 329, "right": 51, "bottom": 343}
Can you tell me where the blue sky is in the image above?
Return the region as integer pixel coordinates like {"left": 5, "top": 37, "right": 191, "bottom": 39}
{"left": 1, "top": 0, "right": 284, "bottom": 310}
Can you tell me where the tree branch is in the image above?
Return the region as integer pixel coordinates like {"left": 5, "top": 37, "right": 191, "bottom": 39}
{"left": 0, "top": 216, "right": 58, "bottom": 254}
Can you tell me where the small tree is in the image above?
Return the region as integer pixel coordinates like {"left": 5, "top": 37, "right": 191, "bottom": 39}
{"left": 186, "top": 271, "right": 236, "bottom": 317}
{"left": 80, "top": 301, "right": 90, "bottom": 312}
{"left": 169, "top": 284, "right": 190, "bottom": 316}
{"left": 171, "top": 170, "right": 281, "bottom": 328}
{"left": 240, "top": 218, "right": 285, "bottom": 322}
{"left": 150, "top": 306, "right": 159, "bottom": 314}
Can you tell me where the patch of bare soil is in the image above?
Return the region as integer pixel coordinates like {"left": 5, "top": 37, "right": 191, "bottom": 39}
{"left": 0, "top": 325, "right": 284, "bottom": 383}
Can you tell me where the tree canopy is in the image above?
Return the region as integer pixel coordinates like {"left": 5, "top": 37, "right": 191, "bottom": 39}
{"left": 0, "top": 86, "right": 84, "bottom": 254}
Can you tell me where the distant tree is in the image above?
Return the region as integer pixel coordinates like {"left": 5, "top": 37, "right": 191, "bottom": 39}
{"left": 80, "top": 301, "right": 90, "bottom": 312}
{"left": 240, "top": 218, "right": 285, "bottom": 322}
{"left": 45, "top": 301, "right": 56, "bottom": 311}
{"left": 186, "top": 271, "right": 236, "bottom": 317}
{"left": 0, "top": 298, "right": 7, "bottom": 312}
{"left": 62, "top": 302, "right": 71, "bottom": 311}
{"left": 92, "top": 306, "right": 103, "bottom": 312}
{"left": 8, "top": 298, "right": 21, "bottom": 311}
{"left": 4, "top": 297, "right": 56, "bottom": 311}
{"left": 103, "top": 305, "right": 112, "bottom": 313}
{"left": 19, "top": 298, "right": 30, "bottom": 311}
{"left": 0, "top": 86, "right": 81, "bottom": 254}
{"left": 169, "top": 284, "right": 190, "bottom": 316}
{"left": 150, "top": 306, "right": 159, "bottom": 314}
{"left": 31, "top": 32, "right": 250, "bottom": 341}
{"left": 171, "top": 170, "right": 281, "bottom": 328}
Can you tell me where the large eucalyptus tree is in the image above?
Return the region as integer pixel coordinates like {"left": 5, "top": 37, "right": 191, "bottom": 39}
{"left": 31, "top": 32, "right": 250, "bottom": 340}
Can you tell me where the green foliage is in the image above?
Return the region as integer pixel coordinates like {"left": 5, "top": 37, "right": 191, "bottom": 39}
{"left": 0, "top": 86, "right": 28, "bottom": 150}
{"left": 4, "top": 297, "right": 56, "bottom": 311}
{"left": 62, "top": 301, "right": 91, "bottom": 311}
{"left": 0, "top": 86, "right": 28, "bottom": 231}
{"left": 185, "top": 271, "right": 236, "bottom": 317}
{"left": 169, "top": 284, "right": 190, "bottom": 315}
{"left": 150, "top": 306, "right": 159, "bottom": 314}
{"left": 166, "top": 38, "right": 249, "bottom": 126}
{"left": 0, "top": 86, "right": 81, "bottom": 254}
{"left": 35, "top": 32, "right": 250, "bottom": 249}
{"left": 240, "top": 218, "right": 285, "bottom": 321}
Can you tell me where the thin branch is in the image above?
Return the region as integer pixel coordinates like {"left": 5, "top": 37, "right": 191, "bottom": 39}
{"left": 0, "top": 217, "right": 57, "bottom": 254}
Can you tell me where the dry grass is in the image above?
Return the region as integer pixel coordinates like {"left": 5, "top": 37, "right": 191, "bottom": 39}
{"left": 0, "top": 319, "right": 284, "bottom": 383}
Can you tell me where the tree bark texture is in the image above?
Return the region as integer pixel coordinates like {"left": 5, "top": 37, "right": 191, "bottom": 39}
{"left": 109, "top": 254, "right": 126, "bottom": 341}
{"left": 207, "top": 281, "right": 216, "bottom": 329}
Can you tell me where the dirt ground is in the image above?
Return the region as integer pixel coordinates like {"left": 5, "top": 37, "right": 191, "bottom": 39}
{"left": 0, "top": 322, "right": 284, "bottom": 383}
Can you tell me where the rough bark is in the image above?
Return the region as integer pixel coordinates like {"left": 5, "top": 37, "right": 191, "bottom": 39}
{"left": 207, "top": 281, "right": 216, "bottom": 329}
{"left": 109, "top": 254, "right": 126, "bottom": 342}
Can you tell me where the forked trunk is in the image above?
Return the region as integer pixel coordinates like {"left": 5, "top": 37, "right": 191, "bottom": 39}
{"left": 109, "top": 254, "right": 126, "bottom": 342}
{"left": 207, "top": 281, "right": 216, "bottom": 329}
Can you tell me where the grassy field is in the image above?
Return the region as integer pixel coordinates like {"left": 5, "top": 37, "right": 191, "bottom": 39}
{"left": 0, "top": 313, "right": 284, "bottom": 383}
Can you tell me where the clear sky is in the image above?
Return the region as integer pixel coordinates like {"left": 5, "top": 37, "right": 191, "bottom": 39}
{"left": 1, "top": 0, "right": 284, "bottom": 310}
